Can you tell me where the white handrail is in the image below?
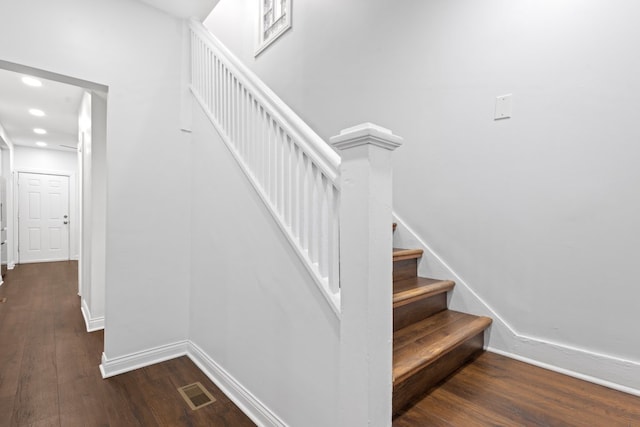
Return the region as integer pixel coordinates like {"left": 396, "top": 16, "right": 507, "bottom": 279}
{"left": 189, "top": 20, "right": 341, "bottom": 315}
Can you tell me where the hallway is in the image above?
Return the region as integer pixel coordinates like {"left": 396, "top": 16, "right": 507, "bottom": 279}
{"left": 0, "top": 262, "right": 254, "bottom": 426}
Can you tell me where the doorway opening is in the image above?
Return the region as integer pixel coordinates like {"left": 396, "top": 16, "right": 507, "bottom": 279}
{"left": 0, "top": 59, "right": 108, "bottom": 333}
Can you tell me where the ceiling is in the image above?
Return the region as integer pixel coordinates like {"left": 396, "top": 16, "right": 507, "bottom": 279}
{"left": 136, "top": 0, "right": 220, "bottom": 19}
{"left": 0, "top": 0, "right": 221, "bottom": 153}
{"left": 0, "top": 68, "right": 84, "bottom": 152}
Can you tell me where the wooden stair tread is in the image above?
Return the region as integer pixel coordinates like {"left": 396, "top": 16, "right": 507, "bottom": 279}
{"left": 393, "top": 278, "right": 454, "bottom": 307}
{"left": 393, "top": 248, "right": 423, "bottom": 261}
{"left": 393, "top": 310, "right": 492, "bottom": 384}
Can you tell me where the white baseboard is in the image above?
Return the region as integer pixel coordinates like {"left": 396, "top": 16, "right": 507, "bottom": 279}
{"left": 96, "top": 339, "right": 286, "bottom": 425}
{"left": 393, "top": 213, "right": 640, "bottom": 395}
{"left": 8, "top": 262, "right": 15, "bottom": 270}
{"left": 187, "top": 341, "right": 286, "bottom": 427}
{"left": 81, "top": 298, "right": 105, "bottom": 332}
{"left": 488, "top": 345, "right": 640, "bottom": 397}
{"left": 100, "top": 340, "right": 189, "bottom": 379}
{"left": 16, "top": 258, "right": 71, "bottom": 264}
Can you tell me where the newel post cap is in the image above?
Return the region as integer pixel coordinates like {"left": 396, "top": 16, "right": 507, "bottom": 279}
{"left": 330, "top": 122, "right": 403, "bottom": 151}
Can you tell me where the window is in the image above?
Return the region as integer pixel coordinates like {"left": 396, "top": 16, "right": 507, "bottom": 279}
{"left": 256, "top": 0, "right": 291, "bottom": 56}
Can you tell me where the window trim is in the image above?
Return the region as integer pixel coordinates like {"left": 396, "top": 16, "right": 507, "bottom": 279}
{"left": 256, "top": 0, "right": 292, "bottom": 57}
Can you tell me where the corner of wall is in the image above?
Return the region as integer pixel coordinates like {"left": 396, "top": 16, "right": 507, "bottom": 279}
{"left": 81, "top": 297, "right": 105, "bottom": 332}
{"left": 187, "top": 341, "right": 287, "bottom": 427}
{"left": 99, "top": 341, "right": 189, "bottom": 379}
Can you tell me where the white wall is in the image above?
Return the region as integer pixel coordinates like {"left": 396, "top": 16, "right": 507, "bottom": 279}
{"left": 13, "top": 146, "right": 79, "bottom": 260}
{"left": 77, "top": 90, "right": 108, "bottom": 331}
{"left": 189, "top": 100, "right": 339, "bottom": 426}
{"left": 205, "top": 0, "right": 640, "bottom": 389}
{"left": 13, "top": 146, "right": 77, "bottom": 175}
{"left": 0, "top": 0, "right": 191, "bottom": 359}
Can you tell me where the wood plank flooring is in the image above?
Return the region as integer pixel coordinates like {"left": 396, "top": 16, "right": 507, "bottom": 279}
{"left": 3, "top": 261, "right": 639, "bottom": 426}
{"left": 394, "top": 351, "right": 640, "bottom": 426}
{"left": 0, "top": 262, "right": 255, "bottom": 427}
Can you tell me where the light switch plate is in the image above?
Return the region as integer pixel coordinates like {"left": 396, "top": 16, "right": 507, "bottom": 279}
{"left": 495, "top": 94, "right": 512, "bottom": 120}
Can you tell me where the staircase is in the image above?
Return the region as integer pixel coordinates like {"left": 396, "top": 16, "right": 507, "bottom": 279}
{"left": 190, "top": 20, "right": 489, "bottom": 421}
{"left": 392, "top": 242, "right": 493, "bottom": 414}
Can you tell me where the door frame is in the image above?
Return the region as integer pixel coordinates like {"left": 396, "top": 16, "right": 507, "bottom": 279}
{"left": 14, "top": 168, "right": 77, "bottom": 264}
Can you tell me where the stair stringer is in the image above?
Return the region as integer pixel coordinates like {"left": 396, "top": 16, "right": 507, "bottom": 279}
{"left": 392, "top": 213, "right": 640, "bottom": 396}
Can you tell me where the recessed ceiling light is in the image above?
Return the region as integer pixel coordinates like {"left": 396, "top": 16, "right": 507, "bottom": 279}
{"left": 22, "top": 76, "right": 42, "bottom": 87}
{"left": 35, "top": 141, "right": 48, "bottom": 147}
{"left": 29, "top": 108, "right": 45, "bottom": 117}
{"left": 33, "top": 128, "right": 47, "bottom": 135}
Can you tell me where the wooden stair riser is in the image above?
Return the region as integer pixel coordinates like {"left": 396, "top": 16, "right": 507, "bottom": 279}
{"left": 393, "top": 259, "right": 418, "bottom": 282}
{"left": 392, "top": 332, "right": 484, "bottom": 414}
{"left": 394, "top": 293, "right": 447, "bottom": 332}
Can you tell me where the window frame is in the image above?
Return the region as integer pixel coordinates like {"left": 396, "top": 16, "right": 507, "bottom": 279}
{"left": 256, "top": 0, "right": 292, "bottom": 57}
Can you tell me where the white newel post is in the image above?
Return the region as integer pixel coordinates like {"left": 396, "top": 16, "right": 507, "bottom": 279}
{"left": 331, "top": 123, "right": 403, "bottom": 427}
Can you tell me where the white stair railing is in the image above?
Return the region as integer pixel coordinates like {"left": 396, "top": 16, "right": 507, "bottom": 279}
{"left": 190, "top": 20, "right": 405, "bottom": 425}
{"left": 189, "top": 21, "right": 341, "bottom": 314}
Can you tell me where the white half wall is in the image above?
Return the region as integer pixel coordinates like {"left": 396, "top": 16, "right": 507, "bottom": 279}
{"left": 205, "top": 0, "right": 640, "bottom": 392}
{"left": 189, "top": 98, "right": 339, "bottom": 427}
{"left": 0, "top": 0, "right": 192, "bottom": 359}
{"left": 13, "top": 146, "right": 79, "bottom": 261}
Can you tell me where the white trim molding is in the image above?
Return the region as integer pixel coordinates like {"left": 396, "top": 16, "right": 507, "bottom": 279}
{"left": 100, "top": 341, "right": 189, "bottom": 379}
{"left": 488, "top": 344, "right": 640, "bottom": 398}
{"left": 393, "top": 213, "right": 640, "bottom": 396}
{"left": 97, "top": 340, "right": 287, "bottom": 426}
{"left": 80, "top": 298, "right": 105, "bottom": 332}
{"left": 188, "top": 341, "right": 287, "bottom": 427}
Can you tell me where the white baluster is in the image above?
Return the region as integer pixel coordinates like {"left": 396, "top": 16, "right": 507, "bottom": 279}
{"left": 283, "top": 135, "right": 292, "bottom": 228}
{"left": 190, "top": 31, "right": 195, "bottom": 88}
{"left": 266, "top": 116, "right": 273, "bottom": 205}
{"left": 328, "top": 183, "right": 340, "bottom": 293}
{"left": 275, "top": 124, "right": 282, "bottom": 215}
{"left": 214, "top": 57, "right": 219, "bottom": 122}
{"left": 204, "top": 49, "right": 209, "bottom": 112}
{"left": 318, "top": 174, "right": 328, "bottom": 278}
{"left": 240, "top": 86, "right": 246, "bottom": 160}
{"left": 233, "top": 77, "right": 238, "bottom": 146}
{"left": 291, "top": 143, "right": 300, "bottom": 242}
{"left": 225, "top": 68, "right": 230, "bottom": 135}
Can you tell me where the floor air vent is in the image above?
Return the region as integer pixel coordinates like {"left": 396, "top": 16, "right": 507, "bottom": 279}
{"left": 177, "top": 382, "right": 216, "bottom": 410}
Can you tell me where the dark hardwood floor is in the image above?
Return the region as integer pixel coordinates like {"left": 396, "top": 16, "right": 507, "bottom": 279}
{"left": 3, "top": 261, "right": 638, "bottom": 426}
{"left": 394, "top": 351, "right": 640, "bottom": 426}
{"left": 0, "top": 262, "right": 255, "bottom": 427}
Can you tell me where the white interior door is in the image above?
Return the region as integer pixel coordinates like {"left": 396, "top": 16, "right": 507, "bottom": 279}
{"left": 18, "top": 172, "right": 70, "bottom": 263}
